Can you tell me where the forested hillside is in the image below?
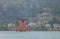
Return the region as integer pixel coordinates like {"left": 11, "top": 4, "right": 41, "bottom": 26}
{"left": 0, "top": 0, "right": 60, "bottom": 23}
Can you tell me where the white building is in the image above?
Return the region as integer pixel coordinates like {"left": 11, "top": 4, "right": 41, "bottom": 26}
{"left": 53, "top": 23, "right": 60, "bottom": 30}
{"left": 45, "top": 24, "right": 51, "bottom": 28}
{"left": 8, "top": 23, "right": 16, "bottom": 30}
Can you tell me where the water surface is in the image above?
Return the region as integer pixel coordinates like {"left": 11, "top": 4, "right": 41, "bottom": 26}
{"left": 0, "top": 31, "right": 60, "bottom": 39}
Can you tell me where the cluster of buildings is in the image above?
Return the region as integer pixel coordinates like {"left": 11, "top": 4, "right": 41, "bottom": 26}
{"left": 7, "top": 23, "right": 60, "bottom": 31}
{"left": 6, "top": 12, "right": 60, "bottom": 31}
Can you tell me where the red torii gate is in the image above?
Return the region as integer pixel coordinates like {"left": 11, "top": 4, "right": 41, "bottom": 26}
{"left": 16, "top": 18, "right": 31, "bottom": 32}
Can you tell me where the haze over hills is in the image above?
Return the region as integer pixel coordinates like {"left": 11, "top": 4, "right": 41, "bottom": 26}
{"left": 0, "top": 0, "right": 60, "bottom": 23}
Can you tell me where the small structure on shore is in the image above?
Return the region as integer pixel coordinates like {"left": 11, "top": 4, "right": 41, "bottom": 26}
{"left": 53, "top": 23, "right": 60, "bottom": 30}
{"left": 8, "top": 23, "right": 15, "bottom": 30}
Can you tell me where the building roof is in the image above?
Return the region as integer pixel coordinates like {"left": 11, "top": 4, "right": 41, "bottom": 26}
{"left": 16, "top": 18, "right": 28, "bottom": 20}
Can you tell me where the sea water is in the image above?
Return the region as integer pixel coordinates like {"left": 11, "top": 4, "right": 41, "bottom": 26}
{"left": 0, "top": 31, "right": 60, "bottom": 39}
